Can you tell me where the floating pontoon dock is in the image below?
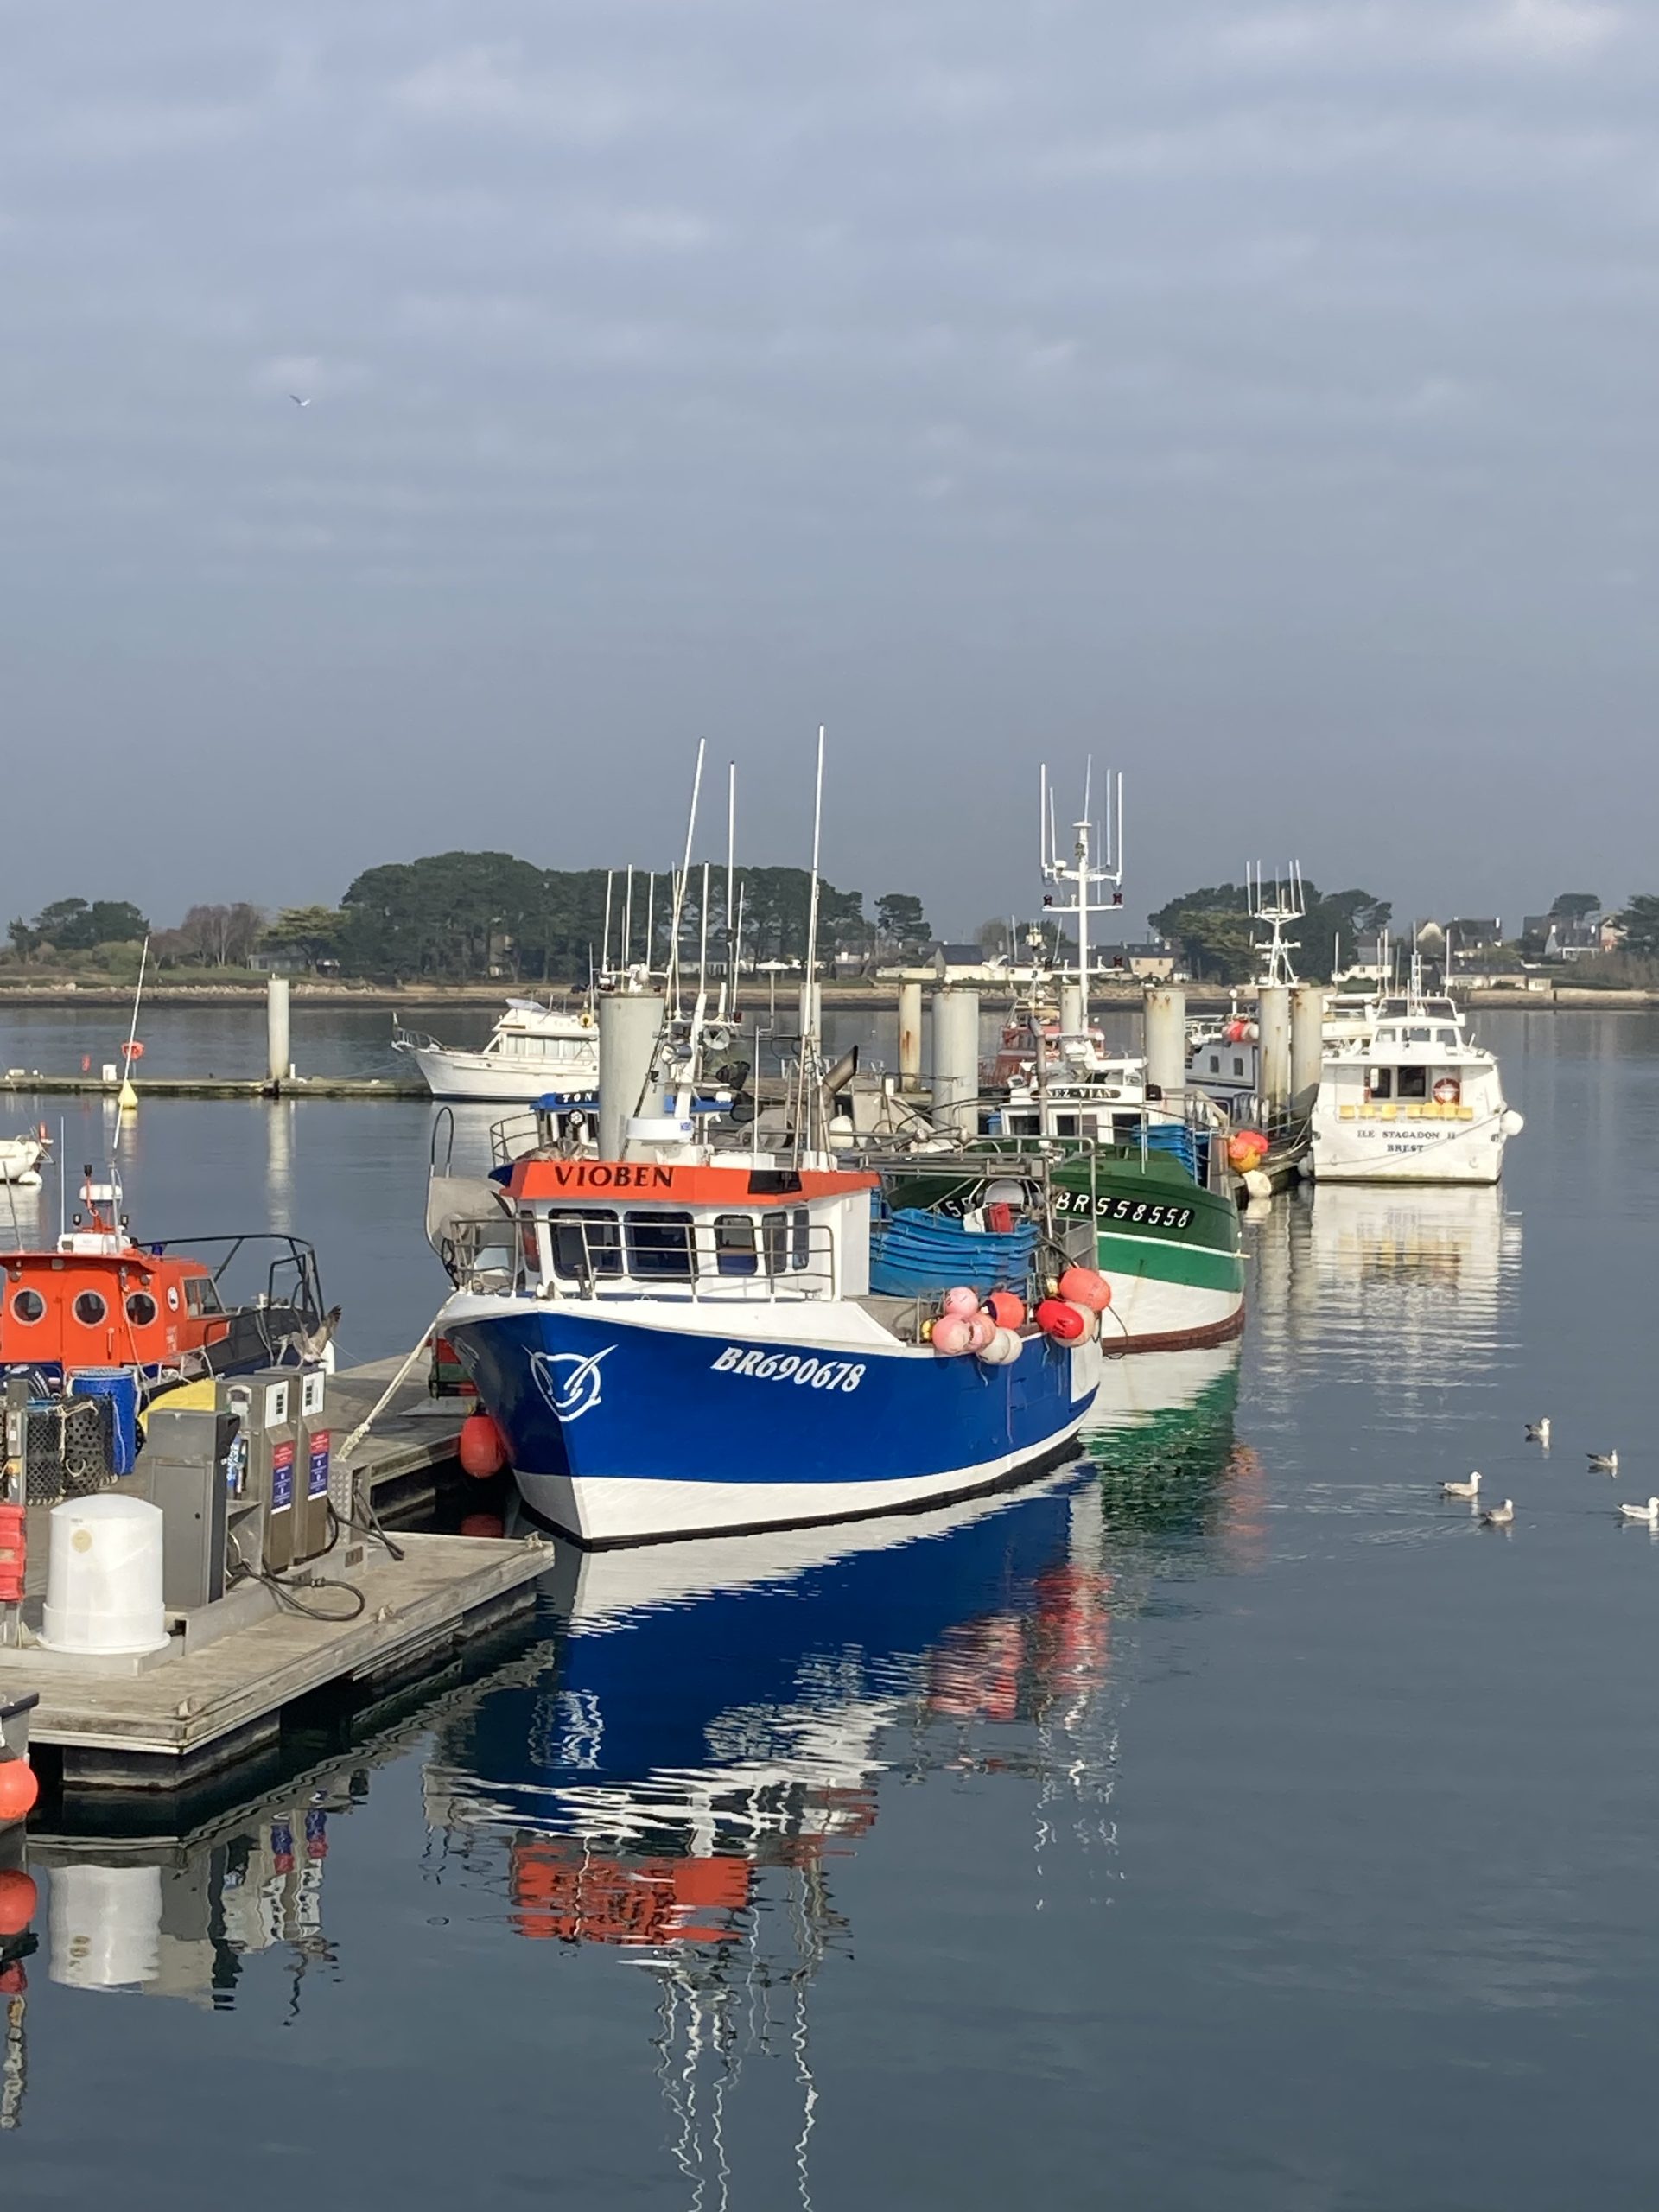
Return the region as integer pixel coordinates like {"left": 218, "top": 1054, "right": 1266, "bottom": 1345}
{"left": 0, "top": 1529, "right": 549, "bottom": 1789}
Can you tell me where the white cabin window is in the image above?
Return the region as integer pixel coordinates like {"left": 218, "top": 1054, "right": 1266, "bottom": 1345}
{"left": 1397, "top": 1065, "right": 1428, "bottom": 1101}
{"left": 1209, "top": 1055, "right": 1220, "bottom": 1073}
{"left": 1436, "top": 1028, "right": 1458, "bottom": 1047}
{"left": 1368, "top": 1067, "right": 1393, "bottom": 1099}
{"left": 1233, "top": 1057, "right": 1245, "bottom": 1077}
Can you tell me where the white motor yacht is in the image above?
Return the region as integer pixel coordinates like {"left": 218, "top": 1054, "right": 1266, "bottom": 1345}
{"left": 393, "top": 999, "right": 600, "bottom": 1103}
{"left": 1310, "top": 984, "right": 1522, "bottom": 1185}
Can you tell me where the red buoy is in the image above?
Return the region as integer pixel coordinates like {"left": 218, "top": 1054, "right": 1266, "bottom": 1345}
{"left": 0, "top": 1867, "right": 38, "bottom": 1936}
{"left": 0, "top": 1759, "right": 39, "bottom": 1827}
{"left": 458, "top": 1412, "right": 508, "bottom": 1480}
{"left": 1035, "top": 1298, "right": 1086, "bottom": 1343}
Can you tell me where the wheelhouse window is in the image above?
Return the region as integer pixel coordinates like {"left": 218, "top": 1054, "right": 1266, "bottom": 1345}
{"left": 1233, "top": 1057, "right": 1245, "bottom": 1077}
{"left": 125, "top": 1292, "right": 158, "bottom": 1327}
{"left": 10, "top": 1288, "right": 44, "bottom": 1323}
{"left": 790, "top": 1206, "right": 811, "bottom": 1270}
{"left": 1368, "top": 1067, "right": 1393, "bottom": 1100}
{"left": 1396, "top": 1065, "right": 1428, "bottom": 1101}
{"left": 546, "top": 1207, "right": 620, "bottom": 1278}
{"left": 1208, "top": 1055, "right": 1220, "bottom": 1074}
{"left": 626, "top": 1211, "right": 694, "bottom": 1281}
{"left": 183, "top": 1278, "right": 224, "bottom": 1316}
{"left": 73, "top": 1290, "right": 108, "bottom": 1326}
{"left": 713, "top": 1214, "right": 759, "bottom": 1276}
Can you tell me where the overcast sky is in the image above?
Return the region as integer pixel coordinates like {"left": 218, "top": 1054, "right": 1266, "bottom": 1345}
{"left": 0, "top": 0, "right": 1648, "bottom": 938}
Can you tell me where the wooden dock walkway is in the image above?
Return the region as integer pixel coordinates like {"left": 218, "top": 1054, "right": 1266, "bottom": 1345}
{"left": 1, "top": 1530, "right": 550, "bottom": 1788}
{"left": 0, "top": 1073, "right": 425, "bottom": 1098}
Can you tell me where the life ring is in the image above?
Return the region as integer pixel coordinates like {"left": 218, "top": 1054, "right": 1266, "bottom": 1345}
{"left": 1432, "top": 1077, "right": 1459, "bottom": 1105}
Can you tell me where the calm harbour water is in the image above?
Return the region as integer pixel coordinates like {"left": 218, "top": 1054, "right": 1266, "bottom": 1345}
{"left": 3, "top": 1008, "right": 1658, "bottom": 2209}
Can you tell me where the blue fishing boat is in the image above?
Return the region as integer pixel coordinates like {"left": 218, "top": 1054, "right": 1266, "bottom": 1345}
{"left": 435, "top": 1143, "right": 1098, "bottom": 1544}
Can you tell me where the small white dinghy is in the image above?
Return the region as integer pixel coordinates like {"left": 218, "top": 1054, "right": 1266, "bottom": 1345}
{"left": 0, "top": 1128, "right": 48, "bottom": 1186}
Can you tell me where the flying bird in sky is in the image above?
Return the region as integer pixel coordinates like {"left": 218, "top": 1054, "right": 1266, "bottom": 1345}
{"left": 289, "top": 393, "right": 310, "bottom": 408}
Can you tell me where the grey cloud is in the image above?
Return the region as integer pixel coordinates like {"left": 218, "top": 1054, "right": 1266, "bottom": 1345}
{"left": 0, "top": 0, "right": 1653, "bottom": 928}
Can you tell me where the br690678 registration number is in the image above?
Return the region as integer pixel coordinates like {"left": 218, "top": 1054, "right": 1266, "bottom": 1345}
{"left": 711, "top": 1347, "right": 866, "bottom": 1390}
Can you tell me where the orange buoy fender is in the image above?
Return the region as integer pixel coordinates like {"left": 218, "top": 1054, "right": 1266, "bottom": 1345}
{"left": 0, "top": 1866, "right": 37, "bottom": 1936}
{"left": 986, "top": 1289, "right": 1027, "bottom": 1332}
{"left": 458, "top": 1412, "right": 509, "bottom": 1480}
{"left": 1057, "top": 1266, "right": 1111, "bottom": 1312}
{"left": 0, "top": 1759, "right": 39, "bottom": 1827}
{"left": 1035, "top": 1298, "right": 1087, "bottom": 1344}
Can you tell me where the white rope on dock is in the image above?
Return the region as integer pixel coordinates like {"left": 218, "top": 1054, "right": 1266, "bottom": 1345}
{"left": 337, "top": 1305, "right": 454, "bottom": 1465}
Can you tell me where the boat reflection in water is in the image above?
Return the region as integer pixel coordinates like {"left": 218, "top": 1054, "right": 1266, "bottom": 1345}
{"left": 422, "top": 1349, "right": 1249, "bottom": 2190}
{"left": 1246, "top": 1184, "right": 1522, "bottom": 1411}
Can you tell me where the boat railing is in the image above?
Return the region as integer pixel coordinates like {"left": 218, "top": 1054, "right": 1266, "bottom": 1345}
{"left": 521, "top": 1211, "right": 841, "bottom": 1304}
{"left": 391, "top": 1023, "right": 442, "bottom": 1055}
{"left": 140, "top": 1232, "right": 328, "bottom": 1332}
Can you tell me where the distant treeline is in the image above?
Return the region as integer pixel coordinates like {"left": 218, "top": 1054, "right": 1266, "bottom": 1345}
{"left": 5, "top": 858, "right": 935, "bottom": 982}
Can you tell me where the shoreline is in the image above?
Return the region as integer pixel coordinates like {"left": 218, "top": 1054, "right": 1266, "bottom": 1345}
{"left": 0, "top": 983, "right": 1650, "bottom": 1014}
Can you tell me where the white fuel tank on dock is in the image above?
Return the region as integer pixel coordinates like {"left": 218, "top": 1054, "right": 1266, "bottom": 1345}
{"left": 40, "top": 1493, "right": 170, "bottom": 1657}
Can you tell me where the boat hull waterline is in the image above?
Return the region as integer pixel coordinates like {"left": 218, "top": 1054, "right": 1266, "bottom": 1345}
{"left": 441, "top": 1298, "right": 1100, "bottom": 1546}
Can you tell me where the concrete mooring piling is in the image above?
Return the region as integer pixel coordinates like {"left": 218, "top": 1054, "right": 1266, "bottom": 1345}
{"left": 265, "top": 977, "right": 290, "bottom": 1087}
{"left": 1290, "top": 984, "right": 1327, "bottom": 1108}
{"left": 599, "top": 992, "right": 665, "bottom": 1160}
{"left": 1257, "top": 984, "right": 1292, "bottom": 1112}
{"left": 1142, "top": 985, "right": 1187, "bottom": 1099}
{"left": 898, "top": 981, "right": 924, "bottom": 1089}
{"left": 931, "top": 988, "right": 981, "bottom": 1137}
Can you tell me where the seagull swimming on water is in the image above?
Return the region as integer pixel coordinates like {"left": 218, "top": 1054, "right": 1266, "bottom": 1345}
{"left": 289, "top": 393, "right": 311, "bottom": 408}
{"left": 1525, "top": 1419, "right": 1550, "bottom": 1446}
{"left": 1618, "top": 1497, "right": 1659, "bottom": 1525}
{"left": 1589, "top": 1451, "right": 1619, "bottom": 1474}
{"left": 1480, "top": 1498, "right": 1516, "bottom": 1528}
{"left": 1440, "top": 1472, "right": 1481, "bottom": 1499}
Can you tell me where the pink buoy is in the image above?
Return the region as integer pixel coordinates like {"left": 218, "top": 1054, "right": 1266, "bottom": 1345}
{"left": 963, "top": 1311, "right": 996, "bottom": 1353}
{"left": 941, "top": 1286, "right": 979, "bottom": 1319}
{"left": 931, "top": 1313, "right": 974, "bottom": 1356}
{"left": 1057, "top": 1266, "right": 1111, "bottom": 1312}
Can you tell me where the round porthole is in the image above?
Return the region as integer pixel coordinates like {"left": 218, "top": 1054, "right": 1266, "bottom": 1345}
{"left": 126, "top": 1291, "right": 158, "bottom": 1326}
{"left": 10, "top": 1288, "right": 45, "bottom": 1323}
{"left": 73, "top": 1290, "right": 108, "bottom": 1326}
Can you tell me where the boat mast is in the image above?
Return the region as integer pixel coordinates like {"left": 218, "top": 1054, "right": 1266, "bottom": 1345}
{"left": 723, "top": 760, "right": 737, "bottom": 1021}
{"left": 796, "top": 725, "right": 826, "bottom": 1166}
{"left": 666, "top": 741, "right": 707, "bottom": 1020}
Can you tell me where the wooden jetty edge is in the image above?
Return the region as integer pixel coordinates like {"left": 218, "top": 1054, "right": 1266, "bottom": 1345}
{"left": 3, "top": 1531, "right": 550, "bottom": 1789}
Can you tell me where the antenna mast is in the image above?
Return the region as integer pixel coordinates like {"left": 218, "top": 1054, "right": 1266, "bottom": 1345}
{"left": 1039, "top": 760, "right": 1124, "bottom": 1030}
{"left": 1247, "top": 862, "right": 1305, "bottom": 988}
